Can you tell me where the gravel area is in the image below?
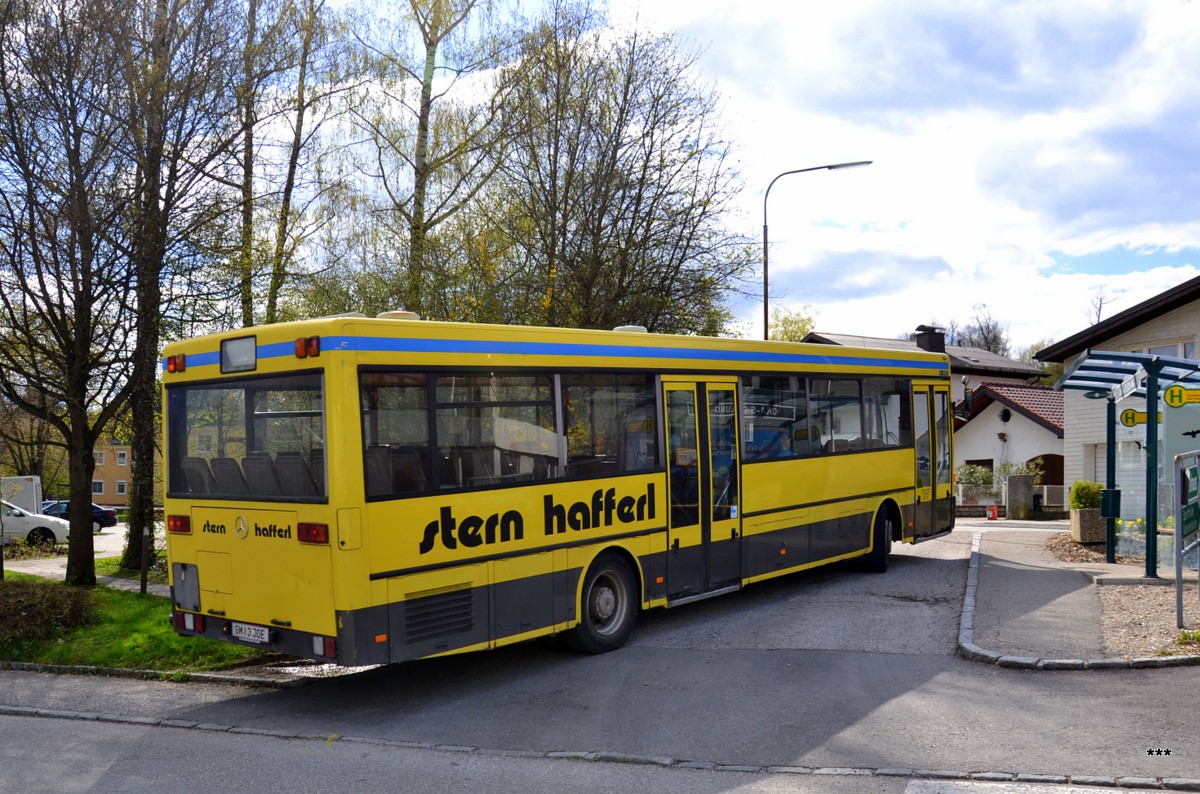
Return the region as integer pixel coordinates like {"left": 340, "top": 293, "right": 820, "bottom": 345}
{"left": 1045, "top": 533, "right": 1200, "bottom": 658}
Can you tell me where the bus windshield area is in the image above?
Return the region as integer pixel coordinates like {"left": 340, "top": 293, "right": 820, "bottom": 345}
{"left": 166, "top": 371, "right": 326, "bottom": 501}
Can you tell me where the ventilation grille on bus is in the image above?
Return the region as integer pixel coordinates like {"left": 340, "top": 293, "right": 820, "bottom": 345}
{"left": 405, "top": 587, "right": 475, "bottom": 644}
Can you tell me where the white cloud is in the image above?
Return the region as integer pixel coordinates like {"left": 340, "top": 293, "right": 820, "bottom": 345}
{"left": 607, "top": 0, "right": 1200, "bottom": 351}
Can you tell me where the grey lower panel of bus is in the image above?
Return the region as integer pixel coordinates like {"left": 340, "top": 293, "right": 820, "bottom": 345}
{"left": 377, "top": 568, "right": 583, "bottom": 663}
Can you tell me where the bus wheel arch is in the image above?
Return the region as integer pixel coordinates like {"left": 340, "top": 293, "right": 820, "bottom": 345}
{"left": 561, "top": 549, "right": 640, "bottom": 654}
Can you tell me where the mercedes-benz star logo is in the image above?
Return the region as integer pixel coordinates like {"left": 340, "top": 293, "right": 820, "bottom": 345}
{"left": 235, "top": 515, "right": 249, "bottom": 539}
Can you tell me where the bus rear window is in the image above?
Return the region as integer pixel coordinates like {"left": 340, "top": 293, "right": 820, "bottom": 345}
{"left": 167, "top": 372, "right": 326, "bottom": 501}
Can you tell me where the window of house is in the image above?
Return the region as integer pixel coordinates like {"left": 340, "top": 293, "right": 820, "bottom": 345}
{"left": 95, "top": 451, "right": 106, "bottom": 465}
{"left": 92, "top": 481, "right": 104, "bottom": 495}
{"left": 116, "top": 481, "right": 127, "bottom": 496}
{"left": 117, "top": 450, "right": 128, "bottom": 466}
{"left": 1131, "top": 339, "right": 1196, "bottom": 359}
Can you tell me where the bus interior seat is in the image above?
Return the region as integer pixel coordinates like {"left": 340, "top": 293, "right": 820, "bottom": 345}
{"left": 210, "top": 456, "right": 250, "bottom": 495}
{"left": 310, "top": 447, "right": 325, "bottom": 492}
{"left": 566, "top": 456, "right": 602, "bottom": 477}
{"left": 453, "top": 446, "right": 494, "bottom": 485}
{"left": 391, "top": 448, "right": 429, "bottom": 492}
{"left": 182, "top": 456, "right": 216, "bottom": 494}
{"left": 243, "top": 453, "right": 284, "bottom": 496}
{"left": 365, "top": 445, "right": 392, "bottom": 495}
{"left": 824, "top": 439, "right": 850, "bottom": 453}
{"left": 276, "top": 452, "right": 319, "bottom": 497}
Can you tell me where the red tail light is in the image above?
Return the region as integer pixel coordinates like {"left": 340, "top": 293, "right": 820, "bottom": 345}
{"left": 167, "top": 515, "right": 191, "bottom": 534}
{"left": 297, "top": 522, "right": 329, "bottom": 544}
{"left": 312, "top": 636, "right": 337, "bottom": 659}
{"left": 167, "top": 354, "right": 186, "bottom": 372}
{"left": 173, "top": 612, "right": 206, "bottom": 633}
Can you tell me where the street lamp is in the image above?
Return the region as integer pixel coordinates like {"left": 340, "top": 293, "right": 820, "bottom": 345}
{"left": 762, "top": 160, "right": 872, "bottom": 340}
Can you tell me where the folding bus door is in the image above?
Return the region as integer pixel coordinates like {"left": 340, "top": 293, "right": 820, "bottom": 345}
{"left": 911, "top": 380, "right": 954, "bottom": 540}
{"left": 663, "top": 379, "right": 742, "bottom": 602}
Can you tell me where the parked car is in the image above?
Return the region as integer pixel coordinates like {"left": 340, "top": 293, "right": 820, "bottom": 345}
{"left": 1, "top": 500, "right": 70, "bottom": 546}
{"left": 40, "top": 500, "right": 118, "bottom": 533}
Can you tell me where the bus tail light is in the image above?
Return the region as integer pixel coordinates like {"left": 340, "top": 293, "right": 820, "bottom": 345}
{"left": 167, "top": 515, "right": 191, "bottom": 534}
{"left": 312, "top": 636, "right": 337, "bottom": 659}
{"left": 166, "top": 354, "right": 186, "bottom": 373}
{"left": 295, "top": 336, "right": 320, "bottom": 358}
{"left": 297, "top": 522, "right": 329, "bottom": 544}
{"left": 174, "top": 612, "right": 206, "bottom": 633}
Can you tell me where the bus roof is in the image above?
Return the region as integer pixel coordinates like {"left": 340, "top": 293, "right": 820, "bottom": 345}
{"left": 162, "top": 315, "right": 951, "bottom": 380}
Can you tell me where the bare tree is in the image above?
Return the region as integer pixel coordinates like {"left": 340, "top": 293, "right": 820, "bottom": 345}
{"left": 0, "top": 0, "right": 137, "bottom": 585}
{"left": 1089, "top": 289, "right": 1113, "bottom": 325}
{"left": 347, "top": 0, "right": 517, "bottom": 318}
{"left": 486, "top": 0, "right": 753, "bottom": 333}
{"left": 957, "top": 305, "right": 1010, "bottom": 356}
{"left": 111, "top": 0, "right": 245, "bottom": 573}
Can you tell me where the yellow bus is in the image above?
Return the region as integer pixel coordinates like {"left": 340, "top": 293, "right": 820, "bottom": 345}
{"left": 163, "top": 314, "right": 954, "bottom": 665}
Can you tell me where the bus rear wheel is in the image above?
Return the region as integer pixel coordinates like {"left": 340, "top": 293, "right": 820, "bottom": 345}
{"left": 562, "top": 551, "right": 638, "bottom": 654}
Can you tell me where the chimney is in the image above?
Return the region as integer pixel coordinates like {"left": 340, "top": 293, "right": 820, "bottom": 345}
{"left": 914, "top": 324, "right": 945, "bottom": 353}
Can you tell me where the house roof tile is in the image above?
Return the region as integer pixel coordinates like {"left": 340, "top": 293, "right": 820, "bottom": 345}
{"left": 960, "top": 382, "right": 1064, "bottom": 436}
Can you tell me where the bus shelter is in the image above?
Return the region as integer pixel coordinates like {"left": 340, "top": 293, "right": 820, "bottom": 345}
{"left": 1054, "top": 350, "right": 1200, "bottom": 576}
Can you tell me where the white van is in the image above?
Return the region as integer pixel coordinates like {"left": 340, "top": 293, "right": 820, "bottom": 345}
{"left": 0, "top": 500, "right": 70, "bottom": 546}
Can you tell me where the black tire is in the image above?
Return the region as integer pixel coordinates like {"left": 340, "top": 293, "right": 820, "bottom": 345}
{"left": 562, "top": 551, "right": 639, "bottom": 654}
{"left": 859, "top": 510, "right": 892, "bottom": 573}
{"left": 27, "top": 527, "right": 56, "bottom": 547}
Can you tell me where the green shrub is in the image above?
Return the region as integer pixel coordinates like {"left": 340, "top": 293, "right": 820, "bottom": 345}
{"left": 0, "top": 579, "right": 96, "bottom": 642}
{"left": 1069, "top": 480, "right": 1103, "bottom": 510}
{"left": 955, "top": 464, "right": 993, "bottom": 486}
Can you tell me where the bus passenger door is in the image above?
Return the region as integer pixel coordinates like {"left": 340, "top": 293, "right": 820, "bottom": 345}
{"left": 911, "top": 380, "right": 953, "bottom": 540}
{"left": 663, "top": 380, "right": 742, "bottom": 601}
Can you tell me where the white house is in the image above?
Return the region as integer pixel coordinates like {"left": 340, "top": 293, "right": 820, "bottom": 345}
{"left": 953, "top": 383, "right": 1064, "bottom": 504}
{"left": 1036, "top": 274, "right": 1200, "bottom": 520}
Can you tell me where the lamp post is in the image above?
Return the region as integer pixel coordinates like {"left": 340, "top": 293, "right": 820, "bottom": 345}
{"left": 762, "top": 161, "right": 872, "bottom": 340}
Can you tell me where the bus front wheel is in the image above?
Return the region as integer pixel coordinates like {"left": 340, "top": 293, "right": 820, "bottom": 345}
{"left": 859, "top": 510, "right": 892, "bottom": 573}
{"left": 562, "top": 552, "right": 638, "bottom": 654}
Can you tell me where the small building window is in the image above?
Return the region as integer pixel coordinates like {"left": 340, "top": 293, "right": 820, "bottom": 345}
{"left": 92, "top": 481, "right": 104, "bottom": 495}
{"left": 117, "top": 450, "right": 128, "bottom": 466}
{"left": 95, "top": 451, "right": 106, "bottom": 465}
{"left": 116, "top": 481, "right": 127, "bottom": 496}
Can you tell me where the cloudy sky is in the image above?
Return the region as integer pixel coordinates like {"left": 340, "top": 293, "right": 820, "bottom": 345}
{"left": 604, "top": 0, "right": 1200, "bottom": 352}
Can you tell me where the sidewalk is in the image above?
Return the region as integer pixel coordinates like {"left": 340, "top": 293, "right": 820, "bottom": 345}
{"left": 3, "top": 552, "right": 170, "bottom": 597}
{"left": 957, "top": 517, "right": 1200, "bottom": 669}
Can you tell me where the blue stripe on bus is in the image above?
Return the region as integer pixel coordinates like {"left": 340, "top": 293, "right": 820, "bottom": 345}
{"left": 164, "top": 335, "right": 947, "bottom": 372}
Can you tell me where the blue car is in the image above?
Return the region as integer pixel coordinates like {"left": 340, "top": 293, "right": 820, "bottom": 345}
{"left": 41, "top": 501, "right": 118, "bottom": 533}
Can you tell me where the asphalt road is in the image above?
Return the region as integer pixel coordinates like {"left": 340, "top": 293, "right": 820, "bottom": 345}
{"left": 2, "top": 525, "right": 1197, "bottom": 792}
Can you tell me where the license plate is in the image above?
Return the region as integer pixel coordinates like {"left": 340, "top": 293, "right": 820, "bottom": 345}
{"left": 231, "top": 622, "right": 270, "bottom": 644}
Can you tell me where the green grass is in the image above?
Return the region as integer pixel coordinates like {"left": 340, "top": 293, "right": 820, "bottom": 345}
{"left": 94, "top": 555, "right": 169, "bottom": 585}
{"left": 0, "top": 572, "right": 267, "bottom": 672}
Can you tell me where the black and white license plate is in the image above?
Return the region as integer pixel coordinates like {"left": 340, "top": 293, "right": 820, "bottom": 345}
{"left": 231, "top": 622, "right": 270, "bottom": 644}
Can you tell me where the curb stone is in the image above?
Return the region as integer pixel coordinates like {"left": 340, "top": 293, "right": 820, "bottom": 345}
{"left": 957, "top": 532, "right": 1200, "bottom": 670}
{"left": 1, "top": 703, "right": 1196, "bottom": 791}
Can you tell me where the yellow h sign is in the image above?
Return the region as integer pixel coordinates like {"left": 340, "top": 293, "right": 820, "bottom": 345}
{"left": 1120, "top": 408, "right": 1161, "bottom": 427}
{"left": 1163, "top": 383, "right": 1200, "bottom": 408}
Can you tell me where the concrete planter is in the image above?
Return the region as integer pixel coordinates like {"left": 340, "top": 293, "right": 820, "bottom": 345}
{"left": 1070, "top": 508, "right": 1104, "bottom": 544}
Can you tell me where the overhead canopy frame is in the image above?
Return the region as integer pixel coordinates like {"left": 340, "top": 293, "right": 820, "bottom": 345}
{"left": 1053, "top": 349, "right": 1200, "bottom": 575}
